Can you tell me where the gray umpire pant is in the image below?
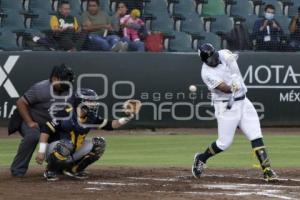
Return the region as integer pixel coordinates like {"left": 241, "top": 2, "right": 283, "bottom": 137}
{"left": 10, "top": 122, "right": 40, "bottom": 176}
{"left": 46, "top": 139, "right": 93, "bottom": 163}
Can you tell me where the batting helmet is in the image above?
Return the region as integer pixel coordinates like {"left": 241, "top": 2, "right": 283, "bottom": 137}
{"left": 74, "top": 88, "right": 99, "bottom": 116}
{"left": 198, "top": 43, "right": 220, "bottom": 67}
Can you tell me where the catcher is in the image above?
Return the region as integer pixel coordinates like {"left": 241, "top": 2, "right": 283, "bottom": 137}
{"left": 35, "top": 88, "right": 141, "bottom": 181}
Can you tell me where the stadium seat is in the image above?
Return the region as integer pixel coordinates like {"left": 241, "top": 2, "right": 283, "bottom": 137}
{"left": 29, "top": 10, "right": 52, "bottom": 32}
{"left": 244, "top": 14, "right": 259, "bottom": 35}
{"left": 287, "top": 1, "right": 300, "bottom": 18}
{"left": 28, "top": 0, "right": 53, "bottom": 13}
{"left": 210, "top": 15, "right": 234, "bottom": 35}
{"left": 200, "top": 0, "right": 226, "bottom": 16}
{"left": 144, "top": 0, "right": 168, "bottom": 14}
{"left": 180, "top": 13, "right": 204, "bottom": 35}
{"left": 198, "top": 32, "right": 222, "bottom": 50}
{"left": 168, "top": 31, "right": 194, "bottom": 52}
{"left": 0, "top": 30, "right": 22, "bottom": 51}
{"left": 258, "top": 1, "right": 283, "bottom": 16}
{"left": 274, "top": 15, "right": 291, "bottom": 35}
{"left": 1, "top": 10, "right": 25, "bottom": 32}
{"left": 99, "top": 0, "right": 111, "bottom": 14}
{"left": 150, "top": 12, "right": 174, "bottom": 34}
{"left": 173, "top": 0, "right": 197, "bottom": 16}
{"left": 0, "top": 0, "right": 24, "bottom": 11}
{"left": 230, "top": 0, "right": 254, "bottom": 18}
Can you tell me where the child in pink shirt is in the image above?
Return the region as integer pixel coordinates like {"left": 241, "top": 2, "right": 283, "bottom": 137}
{"left": 121, "top": 9, "right": 144, "bottom": 41}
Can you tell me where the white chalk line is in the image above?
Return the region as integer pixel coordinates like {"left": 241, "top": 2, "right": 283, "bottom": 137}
{"left": 203, "top": 174, "right": 300, "bottom": 183}
{"left": 128, "top": 177, "right": 178, "bottom": 182}
{"left": 156, "top": 190, "right": 296, "bottom": 200}
{"left": 202, "top": 183, "right": 300, "bottom": 190}
{"left": 87, "top": 181, "right": 149, "bottom": 186}
{"left": 85, "top": 187, "right": 104, "bottom": 191}
{"left": 85, "top": 178, "right": 300, "bottom": 199}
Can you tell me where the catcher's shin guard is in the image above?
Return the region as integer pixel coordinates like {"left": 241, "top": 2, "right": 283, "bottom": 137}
{"left": 72, "top": 137, "right": 106, "bottom": 172}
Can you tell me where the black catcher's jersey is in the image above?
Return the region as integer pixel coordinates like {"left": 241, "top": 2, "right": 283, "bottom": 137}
{"left": 41, "top": 107, "right": 113, "bottom": 150}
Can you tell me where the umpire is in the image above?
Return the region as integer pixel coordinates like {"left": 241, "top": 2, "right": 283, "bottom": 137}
{"left": 9, "top": 64, "right": 74, "bottom": 177}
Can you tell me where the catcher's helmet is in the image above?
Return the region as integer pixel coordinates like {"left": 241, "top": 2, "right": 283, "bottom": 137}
{"left": 74, "top": 88, "right": 99, "bottom": 115}
{"left": 198, "top": 43, "right": 220, "bottom": 67}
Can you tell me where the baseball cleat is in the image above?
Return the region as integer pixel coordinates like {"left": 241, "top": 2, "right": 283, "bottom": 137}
{"left": 192, "top": 153, "right": 206, "bottom": 179}
{"left": 44, "top": 170, "right": 59, "bottom": 181}
{"left": 263, "top": 168, "right": 278, "bottom": 182}
{"left": 63, "top": 170, "right": 88, "bottom": 180}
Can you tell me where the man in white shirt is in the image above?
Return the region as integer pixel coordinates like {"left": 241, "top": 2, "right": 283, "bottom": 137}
{"left": 192, "top": 43, "right": 278, "bottom": 182}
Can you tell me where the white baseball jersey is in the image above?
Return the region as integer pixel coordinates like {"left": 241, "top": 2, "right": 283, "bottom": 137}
{"left": 201, "top": 49, "right": 247, "bottom": 102}
{"left": 200, "top": 49, "right": 262, "bottom": 151}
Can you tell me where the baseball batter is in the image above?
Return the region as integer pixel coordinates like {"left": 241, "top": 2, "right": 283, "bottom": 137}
{"left": 192, "top": 43, "right": 278, "bottom": 182}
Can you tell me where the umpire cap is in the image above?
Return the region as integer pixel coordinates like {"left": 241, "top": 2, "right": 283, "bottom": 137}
{"left": 50, "top": 64, "right": 74, "bottom": 83}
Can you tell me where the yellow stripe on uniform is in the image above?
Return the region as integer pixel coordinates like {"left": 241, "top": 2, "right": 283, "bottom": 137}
{"left": 70, "top": 131, "right": 76, "bottom": 145}
{"left": 65, "top": 107, "right": 73, "bottom": 113}
{"left": 253, "top": 146, "right": 266, "bottom": 152}
{"left": 208, "top": 145, "right": 216, "bottom": 155}
{"left": 76, "top": 134, "right": 86, "bottom": 150}
{"left": 46, "top": 122, "right": 56, "bottom": 133}
{"left": 54, "top": 152, "right": 66, "bottom": 160}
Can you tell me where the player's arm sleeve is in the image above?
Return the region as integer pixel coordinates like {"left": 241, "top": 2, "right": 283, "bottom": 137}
{"left": 41, "top": 108, "right": 70, "bottom": 134}
{"left": 202, "top": 74, "right": 223, "bottom": 90}
{"left": 23, "top": 83, "right": 41, "bottom": 105}
{"left": 50, "top": 16, "right": 59, "bottom": 30}
{"left": 40, "top": 121, "right": 58, "bottom": 135}
{"left": 74, "top": 17, "right": 79, "bottom": 31}
{"left": 95, "top": 118, "right": 113, "bottom": 130}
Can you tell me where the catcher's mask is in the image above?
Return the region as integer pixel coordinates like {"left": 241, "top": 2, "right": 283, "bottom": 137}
{"left": 74, "top": 88, "right": 99, "bottom": 116}
{"left": 198, "top": 43, "right": 220, "bottom": 67}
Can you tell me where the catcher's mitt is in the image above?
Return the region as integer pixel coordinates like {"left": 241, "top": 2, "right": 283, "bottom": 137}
{"left": 123, "top": 99, "right": 142, "bottom": 116}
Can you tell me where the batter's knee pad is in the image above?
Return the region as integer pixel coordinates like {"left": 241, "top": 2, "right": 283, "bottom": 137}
{"left": 48, "top": 140, "right": 74, "bottom": 171}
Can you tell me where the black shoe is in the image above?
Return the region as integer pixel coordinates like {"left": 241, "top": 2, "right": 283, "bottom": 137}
{"left": 263, "top": 168, "right": 278, "bottom": 182}
{"left": 192, "top": 153, "right": 206, "bottom": 179}
{"left": 63, "top": 170, "right": 88, "bottom": 180}
{"left": 44, "top": 170, "right": 59, "bottom": 181}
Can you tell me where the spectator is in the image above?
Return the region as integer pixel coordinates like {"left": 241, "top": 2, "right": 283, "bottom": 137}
{"left": 289, "top": 6, "right": 300, "bottom": 50}
{"left": 81, "top": 0, "right": 127, "bottom": 51}
{"left": 112, "top": 2, "right": 145, "bottom": 51}
{"left": 253, "top": 4, "right": 284, "bottom": 51}
{"left": 50, "top": 1, "right": 86, "bottom": 51}
{"left": 122, "top": 9, "right": 145, "bottom": 42}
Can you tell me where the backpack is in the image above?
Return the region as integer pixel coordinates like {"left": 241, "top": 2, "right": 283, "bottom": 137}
{"left": 226, "top": 23, "right": 251, "bottom": 50}
{"left": 145, "top": 32, "right": 164, "bottom": 52}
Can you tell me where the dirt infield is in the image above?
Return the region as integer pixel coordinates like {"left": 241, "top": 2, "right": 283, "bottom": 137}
{"left": 0, "top": 167, "right": 300, "bottom": 200}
